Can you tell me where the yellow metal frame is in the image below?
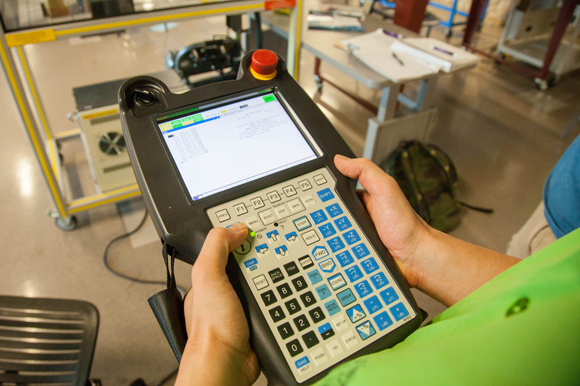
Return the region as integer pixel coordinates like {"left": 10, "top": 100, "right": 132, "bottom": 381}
{"left": 0, "top": 0, "right": 304, "bottom": 225}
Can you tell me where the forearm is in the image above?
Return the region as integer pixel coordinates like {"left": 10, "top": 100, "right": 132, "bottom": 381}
{"left": 411, "top": 227, "right": 520, "bottom": 307}
{"left": 175, "top": 334, "right": 253, "bottom": 386}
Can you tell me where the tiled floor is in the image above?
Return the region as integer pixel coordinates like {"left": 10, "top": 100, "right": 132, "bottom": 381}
{"left": 0, "top": 13, "right": 578, "bottom": 386}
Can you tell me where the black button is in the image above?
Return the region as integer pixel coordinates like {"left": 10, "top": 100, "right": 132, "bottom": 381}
{"left": 260, "top": 290, "right": 277, "bottom": 306}
{"left": 277, "top": 322, "right": 294, "bottom": 339}
{"left": 286, "top": 339, "right": 304, "bottom": 357}
{"left": 269, "top": 306, "right": 285, "bottom": 323}
{"left": 298, "top": 255, "right": 314, "bottom": 269}
{"left": 293, "top": 314, "right": 311, "bottom": 331}
{"left": 300, "top": 291, "right": 317, "bottom": 308}
{"left": 284, "top": 261, "right": 300, "bottom": 276}
{"left": 285, "top": 298, "right": 302, "bottom": 315}
{"left": 309, "top": 307, "right": 326, "bottom": 324}
{"left": 302, "top": 331, "right": 320, "bottom": 348}
{"left": 321, "top": 327, "right": 335, "bottom": 340}
{"left": 276, "top": 283, "right": 293, "bottom": 299}
{"left": 268, "top": 268, "right": 284, "bottom": 283}
{"left": 291, "top": 276, "right": 308, "bottom": 292}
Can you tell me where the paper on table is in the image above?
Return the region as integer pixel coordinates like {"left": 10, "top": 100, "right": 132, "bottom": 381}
{"left": 335, "top": 28, "right": 396, "bottom": 50}
{"left": 391, "top": 38, "right": 480, "bottom": 73}
{"left": 336, "top": 29, "right": 438, "bottom": 83}
{"left": 351, "top": 49, "right": 438, "bottom": 82}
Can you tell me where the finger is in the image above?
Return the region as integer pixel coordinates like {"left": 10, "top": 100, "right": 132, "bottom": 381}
{"left": 195, "top": 223, "right": 248, "bottom": 275}
{"left": 356, "top": 189, "right": 371, "bottom": 207}
{"left": 334, "top": 155, "right": 394, "bottom": 196}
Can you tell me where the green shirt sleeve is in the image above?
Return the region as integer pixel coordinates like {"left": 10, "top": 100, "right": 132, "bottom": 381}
{"left": 315, "top": 229, "right": 580, "bottom": 386}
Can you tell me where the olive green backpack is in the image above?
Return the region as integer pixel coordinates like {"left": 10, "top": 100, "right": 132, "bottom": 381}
{"left": 384, "top": 140, "right": 492, "bottom": 233}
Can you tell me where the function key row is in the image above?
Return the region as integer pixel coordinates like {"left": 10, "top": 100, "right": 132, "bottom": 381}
{"left": 215, "top": 173, "right": 329, "bottom": 223}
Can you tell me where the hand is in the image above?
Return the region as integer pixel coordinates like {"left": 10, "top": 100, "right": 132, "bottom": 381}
{"left": 334, "top": 155, "right": 519, "bottom": 306}
{"left": 176, "top": 223, "right": 260, "bottom": 386}
{"left": 334, "top": 155, "right": 430, "bottom": 288}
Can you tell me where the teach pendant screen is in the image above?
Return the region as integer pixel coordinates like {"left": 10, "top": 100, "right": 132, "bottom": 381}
{"left": 158, "top": 93, "right": 318, "bottom": 201}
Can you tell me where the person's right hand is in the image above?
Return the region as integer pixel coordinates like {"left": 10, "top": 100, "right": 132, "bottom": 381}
{"left": 334, "top": 155, "right": 432, "bottom": 289}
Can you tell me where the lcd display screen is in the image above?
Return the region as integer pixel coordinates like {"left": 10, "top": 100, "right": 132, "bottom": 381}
{"left": 157, "top": 92, "right": 319, "bottom": 201}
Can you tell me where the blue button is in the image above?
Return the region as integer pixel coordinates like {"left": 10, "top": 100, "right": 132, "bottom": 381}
{"left": 361, "top": 257, "right": 380, "bottom": 274}
{"left": 370, "top": 272, "right": 389, "bottom": 289}
{"left": 373, "top": 312, "right": 393, "bottom": 331}
{"left": 324, "top": 300, "right": 340, "bottom": 316}
{"left": 255, "top": 243, "right": 269, "bottom": 255}
{"left": 363, "top": 296, "right": 383, "bottom": 314}
{"left": 346, "top": 304, "right": 366, "bottom": 323}
{"left": 335, "top": 251, "right": 355, "bottom": 267}
{"left": 325, "top": 203, "right": 343, "bottom": 218}
{"left": 310, "top": 210, "right": 328, "bottom": 225}
{"left": 244, "top": 258, "right": 258, "bottom": 268}
{"left": 295, "top": 356, "right": 310, "bottom": 369}
{"left": 355, "top": 320, "right": 376, "bottom": 340}
{"left": 318, "top": 258, "right": 336, "bottom": 274}
{"left": 334, "top": 216, "right": 352, "bottom": 231}
{"left": 389, "top": 302, "right": 409, "bottom": 321}
{"left": 285, "top": 232, "right": 298, "bottom": 243}
{"left": 318, "top": 223, "right": 337, "bottom": 238}
{"left": 311, "top": 246, "right": 330, "bottom": 261}
{"left": 318, "top": 322, "right": 333, "bottom": 335}
{"left": 315, "top": 284, "right": 331, "bottom": 300}
{"left": 352, "top": 243, "right": 370, "bottom": 259}
{"left": 344, "top": 265, "right": 363, "bottom": 283}
{"left": 266, "top": 230, "right": 280, "bottom": 242}
{"left": 306, "top": 269, "right": 323, "bottom": 285}
{"left": 317, "top": 188, "right": 335, "bottom": 202}
{"left": 379, "top": 287, "right": 399, "bottom": 305}
{"left": 337, "top": 289, "right": 356, "bottom": 307}
{"left": 327, "top": 236, "right": 345, "bottom": 253}
{"left": 343, "top": 230, "right": 361, "bottom": 245}
{"left": 354, "top": 280, "right": 373, "bottom": 298}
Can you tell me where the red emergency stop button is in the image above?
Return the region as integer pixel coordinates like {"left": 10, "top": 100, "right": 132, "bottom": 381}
{"left": 251, "top": 50, "right": 278, "bottom": 80}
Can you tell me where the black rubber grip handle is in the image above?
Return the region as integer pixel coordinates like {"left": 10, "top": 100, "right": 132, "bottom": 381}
{"left": 148, "top": 287, "right": 187, "bottom": 362}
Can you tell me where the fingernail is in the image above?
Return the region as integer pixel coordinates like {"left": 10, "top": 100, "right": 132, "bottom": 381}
{"left": 229, "top": 222, "right": 247, "bottom": 233}
{"left": 335, "top": 154, "right": 350, "bottom": 160}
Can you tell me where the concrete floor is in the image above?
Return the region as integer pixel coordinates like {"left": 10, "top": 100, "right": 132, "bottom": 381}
{"left": 0, "top": 14, "right": 578, "bottom": 386}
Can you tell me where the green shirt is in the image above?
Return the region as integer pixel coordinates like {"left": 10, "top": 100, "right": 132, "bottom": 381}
{"left": 316, "top": 228, "right": 580, "bottom": 385}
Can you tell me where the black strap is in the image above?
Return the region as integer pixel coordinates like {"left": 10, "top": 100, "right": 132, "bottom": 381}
{"left": 459, "top": 201, "right": 494, "bottom": 213}
{"left": 162, "top": 244, "right": 177, "bottom": 291}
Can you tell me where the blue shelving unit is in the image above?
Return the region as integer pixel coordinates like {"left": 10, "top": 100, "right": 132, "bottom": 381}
{"left": 429, "top": 0, "right": 489, "bottom": 37}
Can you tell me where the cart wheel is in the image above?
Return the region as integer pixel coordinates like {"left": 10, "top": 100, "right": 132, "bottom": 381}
{"left": 55, "top": 216, "right": 78, "bottom": 231}
{"left": 534, "top": 78, "right": 549, "bottom": 91}
{"left": 314, "top": 75, "right": 323, "bottom": 92}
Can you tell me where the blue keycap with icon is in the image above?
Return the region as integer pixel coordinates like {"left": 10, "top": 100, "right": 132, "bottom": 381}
{"left": 334, "top": 216, "right": 352, "bottom": 231}
{"left": 317, "top": 188, "right": 335, "bottom": 202}
{"left": 379, "top": 287, "right": 399, "bottom": 305}
{"left": 343, "top": 230, "right": 361, "bottom": 245}
{"left": 361, "top": 257, "right": 380, "bottom": 274}
{"left": 335, "top": 251, "right": 355, "bottom": 267}
{"left": 344, "top": 265, "right": 363, "bottom": 283}
{"left": 373, "top": 312, "right": 394, "bottom": 331}
{"left": 389, "top": 302, "right": 409, "bottom": 321}
{"left": 354, "top": 280, "right": 373, "bottom": 298}
{"left": 327, "top": 236, "right": 345, "bottom": 253}
{"left": 363, "top": 295, "right": 383, "bottom": 314}
{"left": 352, "top": 243, "right": 370, "bottom": 259}
{"left": 325, "top": 203, "right": 343, "bottom": 218}
{"left": 370, "top": 272, "right": 389, "bottom": 289}
{"left": 318, "top": 223, "right": 337, "bottom": 238}
{"left": 310, "top": 210, "right": 328, "bottom": 225}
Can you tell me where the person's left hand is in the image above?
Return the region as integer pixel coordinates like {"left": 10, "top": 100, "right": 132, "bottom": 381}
{"left": 175, "top": 223, "right": 260, "bottom": 386}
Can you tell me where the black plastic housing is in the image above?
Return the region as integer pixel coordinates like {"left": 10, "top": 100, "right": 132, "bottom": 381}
{"left": 119, "top": 50, "right": 422, "bottom": 386}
